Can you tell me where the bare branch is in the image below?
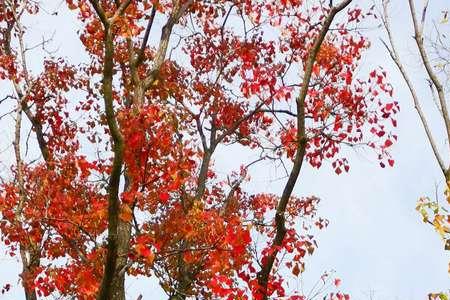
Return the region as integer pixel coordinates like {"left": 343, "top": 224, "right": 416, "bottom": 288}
{"left": 382, "top": 0, "right": 447, "bottom": 175}
{"left": 135, "top": 6, "right": 157, "bottom": 66}
{"left": 408, "top": 0, "right": 450, "bottom": 162}
{"left": 260, "top": 109, "right": 297, "bottom": 117}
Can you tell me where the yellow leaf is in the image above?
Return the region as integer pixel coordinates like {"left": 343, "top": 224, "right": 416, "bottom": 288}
{"left": 441, "top": 11, "right": 449, "bottom": 24}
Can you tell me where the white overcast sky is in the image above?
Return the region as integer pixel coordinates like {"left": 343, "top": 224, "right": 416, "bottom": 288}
{"left": 0, "top": 1, "right": 449, "bottom": 299}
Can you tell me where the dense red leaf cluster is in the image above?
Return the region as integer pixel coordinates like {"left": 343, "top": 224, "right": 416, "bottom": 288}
{"left": 0, "top": 0, "right": 396, "bottom": 299}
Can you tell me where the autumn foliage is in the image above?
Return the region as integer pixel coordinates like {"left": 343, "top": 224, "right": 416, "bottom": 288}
{"left": 0, "top": 0, "right": 397, "bottom": 299}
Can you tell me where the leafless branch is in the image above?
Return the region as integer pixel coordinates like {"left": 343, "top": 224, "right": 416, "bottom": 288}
{"left": 382, "top": 0, "right": 448, "bottom": 176}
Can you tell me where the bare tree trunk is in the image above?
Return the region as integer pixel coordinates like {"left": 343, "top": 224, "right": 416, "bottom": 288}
{"left": 5, "top": 4, "right": 41, "bottom": 299}
{"left": 14, "top": 103, "right": 39, "bottom": 300}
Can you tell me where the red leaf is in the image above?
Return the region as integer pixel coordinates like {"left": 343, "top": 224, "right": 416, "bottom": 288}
{"left": 292, "top": 264, "right": 300, "bottom": 277}
{"left": 377, "top": 130, "right": 385, "bottom": 137}
{"left": 345, "top": 71, "right": 352, "bottom": 84}
{"left": 333, "top": 115, "right": 342, "bottom": 131}
{"left": 334, "top": 278, "right": 341, "bottom": 287}
{"left": 384, "top": 139, "right": 393, "bottom": 148}
{"left": 159, "top": 192, "right": 170, "bottom": 203}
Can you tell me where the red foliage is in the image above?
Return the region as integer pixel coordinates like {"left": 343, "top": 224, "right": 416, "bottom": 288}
{"left": 0, "top": 0, "right": 397, "bottom": 299}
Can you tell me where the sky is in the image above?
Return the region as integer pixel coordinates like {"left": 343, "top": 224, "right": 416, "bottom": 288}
{"left": 0, "top": 1, "right": 449, "bottom": 300}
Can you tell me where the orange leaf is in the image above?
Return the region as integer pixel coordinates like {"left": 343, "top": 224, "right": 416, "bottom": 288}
{"left": 119, "top": 204, "right": 133, "bottom": 222}
{"left": 292, "top": 264, "right": 300, "bottom": 277}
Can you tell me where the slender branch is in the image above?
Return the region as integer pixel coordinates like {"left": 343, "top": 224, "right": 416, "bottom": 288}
{"left": 419, "top": 0, "right": 429, "bottom": 33}
{"left": 194, "top": 115, "right": 208, "bottom": 151}
{"left": 87, "top": 0, "right": 109, "bottom": 26}
{"left": 256, "top": 1, "right": 352, "bottom": 298}
{"left": 13, "top": 105, "right": 25, "bottom": 218}
{"left": 382, "top": 0, "right": 447, "bottom": 175}
{"left": 220, "top": 4, "right": 235, "bottom": 39}
{"left": 13, "top": 84, "right": 38, "bottom": 300}
{"left": 427, "top": 79, "right": 444, "bottom": 116}
{"left": 22, "top": 107, "right": 51, "bottom": 162}
{"left": 135, "top": 6, "right": 157, "bottom": 66}
{"left": 408, "top": 0, "right": 450, "bottom": 163}
{"left": 219, "top": 156, "right": 266, "bottom": 217}
{"left": 260, "top": 109, "right": 297, "bottom": 117}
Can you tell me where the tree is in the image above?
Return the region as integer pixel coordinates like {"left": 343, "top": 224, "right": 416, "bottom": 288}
{"left": 382, "top": 0, "right": 450, "bottom": 298}
{"left": 382, "top": 0, "right": 450, "bottom": 292}
{"left": 0, "top": 0, "right": 396, "bottom": 299}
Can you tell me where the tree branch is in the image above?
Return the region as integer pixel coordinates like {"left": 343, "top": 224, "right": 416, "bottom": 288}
{"left": 135, "top": 6, "right": 157, "bottom": 67}
{"left": 143, "top": 0, "right": 194, "bottom": 90}
{"left": 95, "top": 12, "right": 125, "bottom": 300}
{"left": 382, "top": 0, "right": 447, "bottom": 176}
{"left": 408, "top": 0, "right": 450, "bottom": 164}
{"left": 256, "top": 1, "right": 352, "bottom": 298}
{"left": 87, "top": 0, "right": 109, "bottom": 27}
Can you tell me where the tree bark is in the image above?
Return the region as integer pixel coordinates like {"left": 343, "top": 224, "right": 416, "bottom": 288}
{"left": 96, "top": 22, "right": 125, "bottom": 300}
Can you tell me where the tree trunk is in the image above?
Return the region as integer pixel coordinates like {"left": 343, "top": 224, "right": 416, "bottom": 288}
{"left": 20, "top": 247, "right": 40, "bottom": 300}
{"left": 108, "top": 219, "right": 132, "bottom": 300}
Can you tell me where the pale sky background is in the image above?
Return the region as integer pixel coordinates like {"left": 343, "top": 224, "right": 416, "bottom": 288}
{"left": 0, "top": 1, "right": 449, "bottom": 299}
